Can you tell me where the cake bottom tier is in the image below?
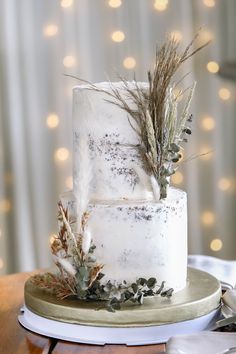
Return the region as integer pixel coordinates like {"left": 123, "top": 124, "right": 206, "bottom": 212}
{"left": 61, "top": 187, "right": 187, "bottom": 293}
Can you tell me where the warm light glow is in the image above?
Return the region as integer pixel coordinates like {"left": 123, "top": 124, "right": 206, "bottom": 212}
{"left": 54, "top": 148, "right": 70, "bottom": 162}
{"left": 201, "top": 116, "right": 215, "bottom": 131}
{"left": 171, "top": 171, "right": 184, "bottom": 185}
{"left": 46, "top": 114, "right": 59, "bottom": 129}
{"left": 49, "top": 234, "right": 57, "bottom": 245}
{"left": 61, "top": 0, "right": 73, "bottom": 8}
{"left": 207, "top": 61, "right": 219, "bottom": 74}
{"left": 0, "top": 258, "right": 4, "bottom": 269}
{"left": 210, "top": 239, "right": 223, "bottom": 251}
{"left": 199, "top": 146, "right": 213, "bottom": 160}
{"left": 111, "top": 31, "right": 125, "bottom": 42}
{"left": 0, "top": 229, "right": 2, "bottom": 238}
{"left": 63, "top": 55, "right": 76, "bottom": 68}
{"left": 154, "top": 0, "right": 168, "bottom": 11}
{"left": 218, "top": 178, "right": 231, "bottom": 191}
{"left": 108, "top": 0, "right": 122, "bottom": 8}
{"left": 123, "top": 57, "right": 136, "bottom": 69}
{"left": 199, "top": 30, "right": 214, "bottom": 44}
{"left": 201, "top": 211, "right": 215, "bottom": 226}
{"left": 65, "top": 176, "right": 73, "bottom": 189}
{"left": 0, "top": 199, "right": 12, "bottom": 213}
{"left": 218, "top": 88, "right": 231, "bottom": 101}
{"left": 43, "top": 24, "right": 58, "bottom": 37}
{"left": 170, "top": 30, "right": 183, "bottom": 42}
{"left": 203, "top": 0, "right": 215, "bottom": 8}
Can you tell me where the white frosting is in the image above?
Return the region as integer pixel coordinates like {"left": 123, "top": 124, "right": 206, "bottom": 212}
{"left": 65, "top": 82, "right": 189, "bottom": 293}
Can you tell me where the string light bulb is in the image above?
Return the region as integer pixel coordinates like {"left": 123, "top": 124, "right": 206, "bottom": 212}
{"left": 43, "top": 24, "right": 58, "bottom": 37}
{"left": 218, "top": 88, "right": 231, "bottom": 101}
{"left": 203, "top": 0, "right": 215, "bottom": 8}
{"left": 201, "top": 211, "right": 215, "bottom": 226}
{"left": 63, "top": 56, "right": 76, "bottom": 68}
{"left": 111, "top": 31, "right": 125, "bottom": 42}
{"left": 210, "top": 239, "right": 223, "bottom": 251}
{"left": 61, "top": 0, "right": 73, "bottom": 8}
{"left": 154, "top": 0, "right": 168, "bottom": 11}
{"left": 170, "top": 30, "right": 183, "bottom": 42}
{"left": 123, "top": 57, "right": 136, "bottom": 69}
{"left": 218, "top": 178, "right": 231, "bottom": 191}
{"left": 207, "top": 61, "right": 219, "bottom": 74}
{"left": 46, "top": 114, "right": 59, "bottom": 129}
{"left": 201, "top": 116, "right": 215, "bottom": 131}
{"left": 54, "top": 148, "right": 70, "bottom": 162}
{"left": 108, "top": 0, "right": 122, "bottom": 8}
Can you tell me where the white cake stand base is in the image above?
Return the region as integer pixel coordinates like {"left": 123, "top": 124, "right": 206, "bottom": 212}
{"left": 18, "top": 306, "right": 221, "bottom": 345}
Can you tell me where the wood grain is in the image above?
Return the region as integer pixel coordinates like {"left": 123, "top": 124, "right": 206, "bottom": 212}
{"left": 0, "top": 271, "right": 51, "bottom": 354}
{"left": 0, "top": 272, "right": 166, "bottom": 353}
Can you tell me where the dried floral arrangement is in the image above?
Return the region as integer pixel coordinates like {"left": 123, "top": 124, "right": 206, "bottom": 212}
{"left": 31, "top": 202, "right": 173, "bottom": 312}
{"left": 67, "top": 32, "right": 209, "bottom": 199}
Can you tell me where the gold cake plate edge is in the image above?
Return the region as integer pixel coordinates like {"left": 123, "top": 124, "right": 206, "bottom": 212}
{"left": 24, "top": 267, "right": 222, "bottom": 328}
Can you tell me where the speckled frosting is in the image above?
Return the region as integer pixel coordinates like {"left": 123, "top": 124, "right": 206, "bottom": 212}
{"left": 68, "top": 82, "right": 188, "bottom": 292}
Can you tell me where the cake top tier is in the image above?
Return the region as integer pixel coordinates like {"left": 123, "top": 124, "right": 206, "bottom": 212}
{"left": 72, "top": 82, "right": 155, "bottom": 201}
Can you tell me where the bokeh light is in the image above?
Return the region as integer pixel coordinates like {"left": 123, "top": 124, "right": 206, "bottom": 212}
{"left": 154, "top": 0, "right": 168, "bottom": 11}
{"left": 43, "top": 24, "right": 58, "bottom": 37}
{"left": 61, "top": 0, "right": 73, "bottom": 8}
{"left": 0, "top": 199, "right": 12, "bottom": 213}
{"left": 203, "top": 0, "right": 215, "bottom": 8}
{"left": 210, "top": 239, "right": 223, "bottom": 251}
{"left": 218, "top": 88, "right": 231, "bottom": 101}
{"left": 201, "top": 211, "right": 215, "bottom": 226}
{"left": 123, "top": 57, "right": 136, "bottom": 69}
{"left": 63, "top": 55, "right": 76, "bottom": 68}
{"left": 170, "top": 30, "right": 183, "bottom": 42}
{"left": 111, "top": 31, "right": 125, "bottom": 42}
{"left": 0, "top": 258, "right": 4, "bottom": 269}
{"left": 65, "top": 176, "right": 73, "bottom": 189}
{"left": 46, "top": 114, "right": 59, "bottom": 129}
{"left": 201, "top": 116, "right": 215, "bottom": 131}
{"left": 206, "top": 61, "right": 219, "bottom": 73}
{"left": 218, "top": 178, "right": 231, "bottom": 191}
{"left": 54, "top": 148, "right": 70, "bottom": 162}
{"left": 171, "top": 171, "right": 184, "bottom": 185}
{"left": 108, "top": 0, "right": 122, "bottom": 8}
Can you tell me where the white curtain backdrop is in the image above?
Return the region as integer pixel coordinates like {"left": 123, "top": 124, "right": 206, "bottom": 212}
{"left": 0, "top": 0, "right": 235, "bottom": 275}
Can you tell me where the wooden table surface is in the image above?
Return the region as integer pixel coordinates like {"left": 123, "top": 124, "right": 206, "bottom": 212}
{"left": 0, "top": 271, "right": 166, "bottom": 354}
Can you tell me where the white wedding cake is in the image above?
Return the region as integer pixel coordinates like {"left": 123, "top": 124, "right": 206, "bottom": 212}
{"left": 61, "top": 82, "right": 188, "bottom": 292}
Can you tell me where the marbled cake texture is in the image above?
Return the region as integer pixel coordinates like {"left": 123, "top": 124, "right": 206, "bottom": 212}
{"left": 65, "top": 82, "right": 188, "bottom": 292}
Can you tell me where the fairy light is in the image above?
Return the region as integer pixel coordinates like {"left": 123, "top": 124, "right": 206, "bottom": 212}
{"left": 170, "top": 30, "right": 183, "bottom": 42}
{"left": 199, "top": 30, "right": 214, "bottom": 44}
{"left": 171, "top": 171, "right": 184, "bottom": 185}
{"left": 108, "top": 0, "right": 122, "bottom": 8}
{"left": 0, "top": 258, "right": 4, "bottom": 269}
{"left": 61, "top": 0, "right": 73, "bottom": 8}
{"left": 201, "top": 211, "right": 215, "bottom": 226}
{"left": 206, "top": 61, "right": 219, "bottom": 74}
{"left": 123, "top": 57, "right": 136, "bottom": 69}
{"left": 46, "top": 114, "right": 59, "bottom": 129}
{"left": 54, "top": 148, "right": 70, "bottom": 162}
{"left": 203, "top": 0, "right": 215, "bottom": 8}
{"left": 218, "top": 178, "right": 231, "bottom": 191}
{"left": 218, "top": 88, "right": 231, "bottom": 101}
{"left": 0, "top": 199, "right": 12, "bottom": 213}
{"left": 201, "top": 116, "right": 215, "bottom": 131}
{"left": 199, "top": 146, "right": 213, "bottom": 161}
{"left": 154, "top": 0, "right": 168, "bottom": 11}
{"left": 63, "top": 55, "right": 76, "bottom": 68}
{"left": 43, "top": 24, "right": 58, "bottom": 37}
{"left": 65, "top": 176, "right": 73, "bottom": 189}
{"left": 210, "top": 239, "right": 223, "bottom": 251}
{"left": 111, "top": 31, "right": 125, "bottom": 42}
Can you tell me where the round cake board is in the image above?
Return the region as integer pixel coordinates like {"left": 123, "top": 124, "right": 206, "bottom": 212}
{"left": 18, "top": 267, "right": 222, "bottom": 345}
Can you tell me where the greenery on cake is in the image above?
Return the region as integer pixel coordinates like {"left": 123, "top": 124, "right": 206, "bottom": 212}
{"left": 31, "top": 202, "right": 173, "bottom": 312}
{"left": 68, "top": 32, "right": 209, "bottom": 199}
